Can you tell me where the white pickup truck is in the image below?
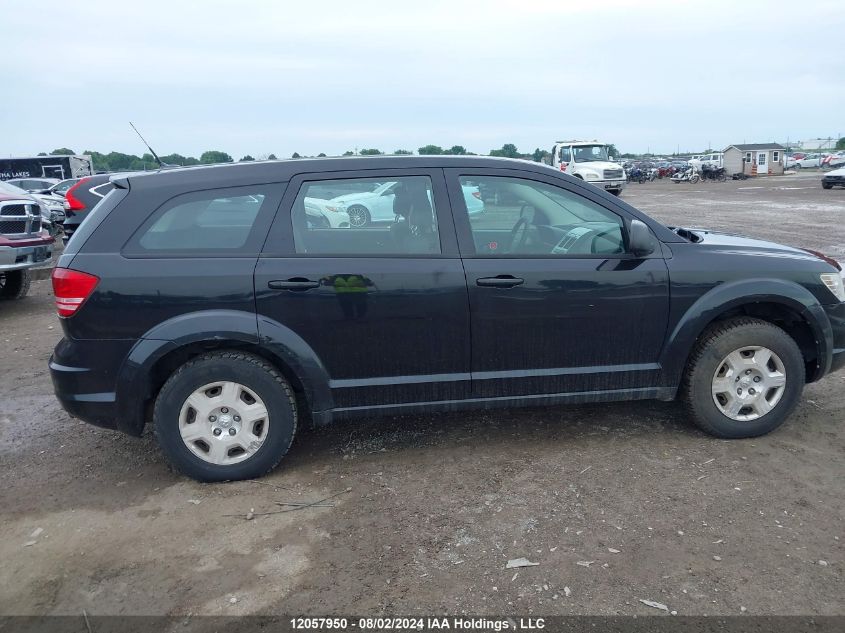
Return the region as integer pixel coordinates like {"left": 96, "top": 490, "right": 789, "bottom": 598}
{"left": 550, "top": 141, "right": 625, "bottom": 196}
{"left": 690, "top": 152, "right": 724, "bottom": 170}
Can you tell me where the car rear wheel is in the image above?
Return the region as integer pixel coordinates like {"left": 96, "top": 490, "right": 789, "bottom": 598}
{"left": 682, "top": 317, "right": 804, "bottom": 438}
{"left": 793, "top": 163, "right": 801, "bottom": 170}
{"left": 347, "top": 205, "right": 371, "bottom": 228}
{"left": 822, "top": 182, "right": 833, "bottom": 189}
{"left": 154, "top": 351, "right": 297, "bottom": 482}
{"left": 0, "top": 270, "right": 31, "bottom": 300}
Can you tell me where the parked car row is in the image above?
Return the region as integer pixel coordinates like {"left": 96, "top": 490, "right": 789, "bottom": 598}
{"left": 785, "top": 151, "right": 845, "bottom": 170}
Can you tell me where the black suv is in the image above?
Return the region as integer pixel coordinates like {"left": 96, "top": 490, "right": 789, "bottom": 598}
{"left": 49, "top": 157, "right": 845, "bottom": 481}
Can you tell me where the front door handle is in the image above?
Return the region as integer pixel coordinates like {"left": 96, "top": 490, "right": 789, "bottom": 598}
{"left": 268, "top": 278, "right": 320, "bottom": 291}
{"left": 476, "top": 275, "right": 524, "bottom": 288}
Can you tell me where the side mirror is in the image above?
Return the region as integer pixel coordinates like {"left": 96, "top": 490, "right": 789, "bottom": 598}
{"left": 628, "top": 219, "right": 655, "bottom": 257}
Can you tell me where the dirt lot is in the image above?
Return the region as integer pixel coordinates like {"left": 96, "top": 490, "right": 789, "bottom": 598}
{"left": 1, "top": 171, "right": 843, "bottom": 617}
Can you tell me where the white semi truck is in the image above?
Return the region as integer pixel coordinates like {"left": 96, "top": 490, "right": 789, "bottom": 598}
{"left": 550, "top": 141, "right": 625, "bottom": 196}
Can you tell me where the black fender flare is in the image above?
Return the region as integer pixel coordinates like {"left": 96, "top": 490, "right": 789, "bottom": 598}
{"left": 659, "top": 278, "right": 833, "bottom": 391}
{"left": 114, "top": 310, "right": 333, "bottom": 436}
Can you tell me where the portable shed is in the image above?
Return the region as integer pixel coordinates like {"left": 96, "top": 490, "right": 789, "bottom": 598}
{"left": 724, "top": 143, "right": 785, "bottom": 177}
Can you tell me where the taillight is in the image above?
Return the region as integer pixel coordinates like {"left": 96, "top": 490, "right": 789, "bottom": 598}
{"left": 52, "top": 268, "right": 99, "bottom": 317}
{"left": 472, "top": 191, "right": 482, "bottom": 199}
{"left": 64, "top": 177, "right": 90, "bottom": 211}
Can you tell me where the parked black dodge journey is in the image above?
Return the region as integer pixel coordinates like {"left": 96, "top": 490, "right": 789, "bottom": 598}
{"left": 50, "top": 156, "right": 845, "bottom": 481}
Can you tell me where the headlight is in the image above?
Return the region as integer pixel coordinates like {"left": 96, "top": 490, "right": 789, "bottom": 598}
{"left": 584, "top": 172, "right": 599, "bottom": 181}
{"left": 820, "top": 273, "right": 845, "bottom": 302}
{"left": 325, "top": 205, "right": 346, "bottom": 213}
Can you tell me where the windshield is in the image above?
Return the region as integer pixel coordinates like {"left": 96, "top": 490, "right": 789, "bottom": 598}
{"left": 572, "top": 145, "right": 609, "bottom": 162}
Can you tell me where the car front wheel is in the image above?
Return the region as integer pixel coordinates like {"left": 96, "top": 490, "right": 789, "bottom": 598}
{"left": 682, "top": 317, "right": 804, "bottom": 438}
{"left": 154, "top": 351, "right": 297, "bottom": 482}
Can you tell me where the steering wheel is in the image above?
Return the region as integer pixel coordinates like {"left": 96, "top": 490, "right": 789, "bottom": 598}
{"left": 507, "top": 217, "right": 530, "bottom": 253}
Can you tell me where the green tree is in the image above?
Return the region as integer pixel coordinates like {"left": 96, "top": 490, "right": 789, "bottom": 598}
{"left": 199, "top": 150, "right": 233, "bottom": 164}
{"left": 342, "top": 150, "right": 354, "bottom": 156}
{"left": 836, "top": 137, "right": 845, "bottom": 150}
{"left": 445, "top": 145, "right": 468, "bottom": 155}
{"left": 291, "top": 152, "right": 301, "bottom": 159}
{"left": 393, "top": 149, "right": 413, "bottom": 155}
{"left": 489, "top": 143, "right": 520, "bottom": 158}
{"left": 104, "top": 151, "right": 137, "bottom": 171}
{"left": 239, "top": 155, "right": 255, "bottom": 162}
{"left": 606, "top": 144, "right": 619, "bottom": 159}
{"left": 50, "top": 147, "right": 75, "bottom": 155}
{"left": 37, "top": 152, "right": 47, "bottom": 156}
{"left": 317, "top": 153, "right": 327, "bottom": 157}
{"left": 531, "top": 148, "right": 550, "bottom": 163}
{"left": 418, "top": 144, "right": 444, "bottom": 155}
{"left": 359, "top": 148, "right": 382, "bottom": 155}
{"left": 268, "top": 153, "right": 278, "bottom": 160}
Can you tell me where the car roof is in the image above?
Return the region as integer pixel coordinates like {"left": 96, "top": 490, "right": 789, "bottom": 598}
{"left": 114, "top": 156, "right": 563, "bottom": 191}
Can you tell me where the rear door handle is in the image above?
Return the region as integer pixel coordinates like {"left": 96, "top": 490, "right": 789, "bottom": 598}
{"left": 476, "top": 275, "right": 524, "bottom": 288}
{"left": 268, "top": 278, "right": 320, "bottom": 291}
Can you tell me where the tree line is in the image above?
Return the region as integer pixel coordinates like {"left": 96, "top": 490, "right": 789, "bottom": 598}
{"left": 37, "top": 143, "right": 623, "bottom": 172}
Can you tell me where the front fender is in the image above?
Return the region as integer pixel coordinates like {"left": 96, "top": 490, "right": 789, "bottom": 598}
{"left": 659, "top": 278, "right": 833, "bottom": 391}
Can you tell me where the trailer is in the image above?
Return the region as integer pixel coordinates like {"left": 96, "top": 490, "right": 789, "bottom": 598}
{"left": 0, "top": 155, "right": 93, "bottom": 181}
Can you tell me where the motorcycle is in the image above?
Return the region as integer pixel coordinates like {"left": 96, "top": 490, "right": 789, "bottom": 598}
{"left": 671, "top": 166, "right": 700, "bottom": 184}
{"left": 701, "top": 164, "right": 727, "bottom": 182}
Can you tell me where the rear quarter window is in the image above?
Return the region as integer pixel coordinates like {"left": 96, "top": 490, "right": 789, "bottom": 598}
{"left": 123, "top": 185, "right": 281, "bottom": 257}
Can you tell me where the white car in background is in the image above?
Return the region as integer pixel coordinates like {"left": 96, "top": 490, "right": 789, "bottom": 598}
{"left": 792, "top": 153, "right": 824, "bottom": 169}
{"left": 304, "top": 196, "right": 351, "bottom": 228}
{"left": 317, "top": 181, "right": 484, "bottom": 228}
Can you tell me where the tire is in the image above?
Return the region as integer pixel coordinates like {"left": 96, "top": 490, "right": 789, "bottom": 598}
{"left": 682, "top": 317, "right": 804, "bottom": 439}
{"left": 0, "top": 269, "right": 31, "bottom": 300}
{"left": 690, "top": 174, "right": 700, "bottom": 184}
{"left": 822, "top": 182, "right": 833, "bottom": 190}
{"left": 793, "top": 163, "right": 801, "bottom": 170}
{"left": 154, "top": 351, "right": 298, "bottom": 482}
{"left": 346, "top": 205, "right": 371, "bottom": 228}
{"left": 609, "top": 189, "right": 621, "bottom": 196}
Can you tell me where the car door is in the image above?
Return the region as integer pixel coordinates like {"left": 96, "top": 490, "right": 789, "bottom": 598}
{"left": 255, "top": 169, "right": 471, "bottom": 411}
{"left": 445, "top": 168, "right": 670, "bottom": 398}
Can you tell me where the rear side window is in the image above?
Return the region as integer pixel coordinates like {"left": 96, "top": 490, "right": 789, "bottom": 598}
{"left": 125, "top": 186, "right": 277, "bottom": 256}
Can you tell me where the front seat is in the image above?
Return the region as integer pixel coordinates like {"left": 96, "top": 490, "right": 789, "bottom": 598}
{"left": 390, "top": 181, "right": 438, "bottom": 254}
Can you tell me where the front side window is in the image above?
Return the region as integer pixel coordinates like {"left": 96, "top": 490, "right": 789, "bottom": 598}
{"left": 292, "top": 175, "right": 440, "bottom": 255}
{"left": 456, "top": 175, "right": 626, "bottom": 257}
{"left": 559, "top": 147, "right": 572, "bottom": 162}
{"left": 130, "top": 188, "right": 269, "bottom": 252}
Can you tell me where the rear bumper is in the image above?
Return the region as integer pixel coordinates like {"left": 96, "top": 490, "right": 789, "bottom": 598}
{"left": 50, "top": 337, "right": 136, "bottom": 433}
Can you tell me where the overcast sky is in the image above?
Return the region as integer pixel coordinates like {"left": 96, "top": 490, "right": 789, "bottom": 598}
{"left": 2, "top": 0, "right": 843, "bottom": 158}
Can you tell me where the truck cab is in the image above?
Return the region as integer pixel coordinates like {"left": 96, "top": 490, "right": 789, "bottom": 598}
{"left": 550, "top": 141, "right": 625, "bottom": 196}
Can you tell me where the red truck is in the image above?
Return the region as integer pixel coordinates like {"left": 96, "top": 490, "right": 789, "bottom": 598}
{"left": 0, "top": 189, "right": 54, "bottom": 300}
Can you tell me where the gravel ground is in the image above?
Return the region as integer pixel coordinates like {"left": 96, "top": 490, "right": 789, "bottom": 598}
{"left": 0, "top": 171, "right": 843, "bottom": 617}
